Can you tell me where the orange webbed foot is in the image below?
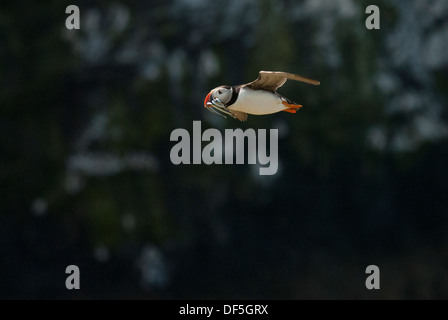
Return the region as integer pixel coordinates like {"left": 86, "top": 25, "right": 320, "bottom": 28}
{"left": 282, "top": 101, "right": 303, "bottom": 113}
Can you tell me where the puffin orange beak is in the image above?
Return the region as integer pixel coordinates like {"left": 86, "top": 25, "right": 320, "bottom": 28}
{"left": 203, "top": 90, "right": 233, "bottom": 119}
{"left": 204, "top": 91, "right": 212, "bottom": 108}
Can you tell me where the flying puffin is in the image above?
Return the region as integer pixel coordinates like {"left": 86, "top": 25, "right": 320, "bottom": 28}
{"left": 204, "top": 71, "right": 320, "bottom": 121}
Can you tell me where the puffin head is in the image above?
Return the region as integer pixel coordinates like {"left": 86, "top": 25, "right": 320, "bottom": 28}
{"left": 203, "top": 86, "right": 234, "bottom": 118}
{"left": 203, "top": 86, "right": 233, "bottom": 108}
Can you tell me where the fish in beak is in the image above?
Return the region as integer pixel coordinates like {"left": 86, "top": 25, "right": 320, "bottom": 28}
{"left": 203, "top": 91, "right": 233, "bottom": 118}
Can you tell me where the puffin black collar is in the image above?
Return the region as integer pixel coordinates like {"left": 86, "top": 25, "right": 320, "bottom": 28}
{"left": 226, "top": 86, "right": 241, "bottom": 107}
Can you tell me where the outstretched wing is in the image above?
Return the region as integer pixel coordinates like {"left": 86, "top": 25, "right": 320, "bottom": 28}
{"left": 244, "top": 71, "right": 320, "bottom": 92}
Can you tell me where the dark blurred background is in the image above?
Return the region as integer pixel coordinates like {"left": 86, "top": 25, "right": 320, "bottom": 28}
{"left": 1, "top": 0, "right": 448, "bottom": 299}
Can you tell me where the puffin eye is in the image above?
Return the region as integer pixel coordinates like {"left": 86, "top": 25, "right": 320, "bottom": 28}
{"left": 218, "top": 90, "right": 222, "bottom": 94}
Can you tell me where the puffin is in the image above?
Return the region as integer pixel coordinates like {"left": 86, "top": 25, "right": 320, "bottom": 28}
{"left": 204, "top": 71, "right": 320, "bottom": 121}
